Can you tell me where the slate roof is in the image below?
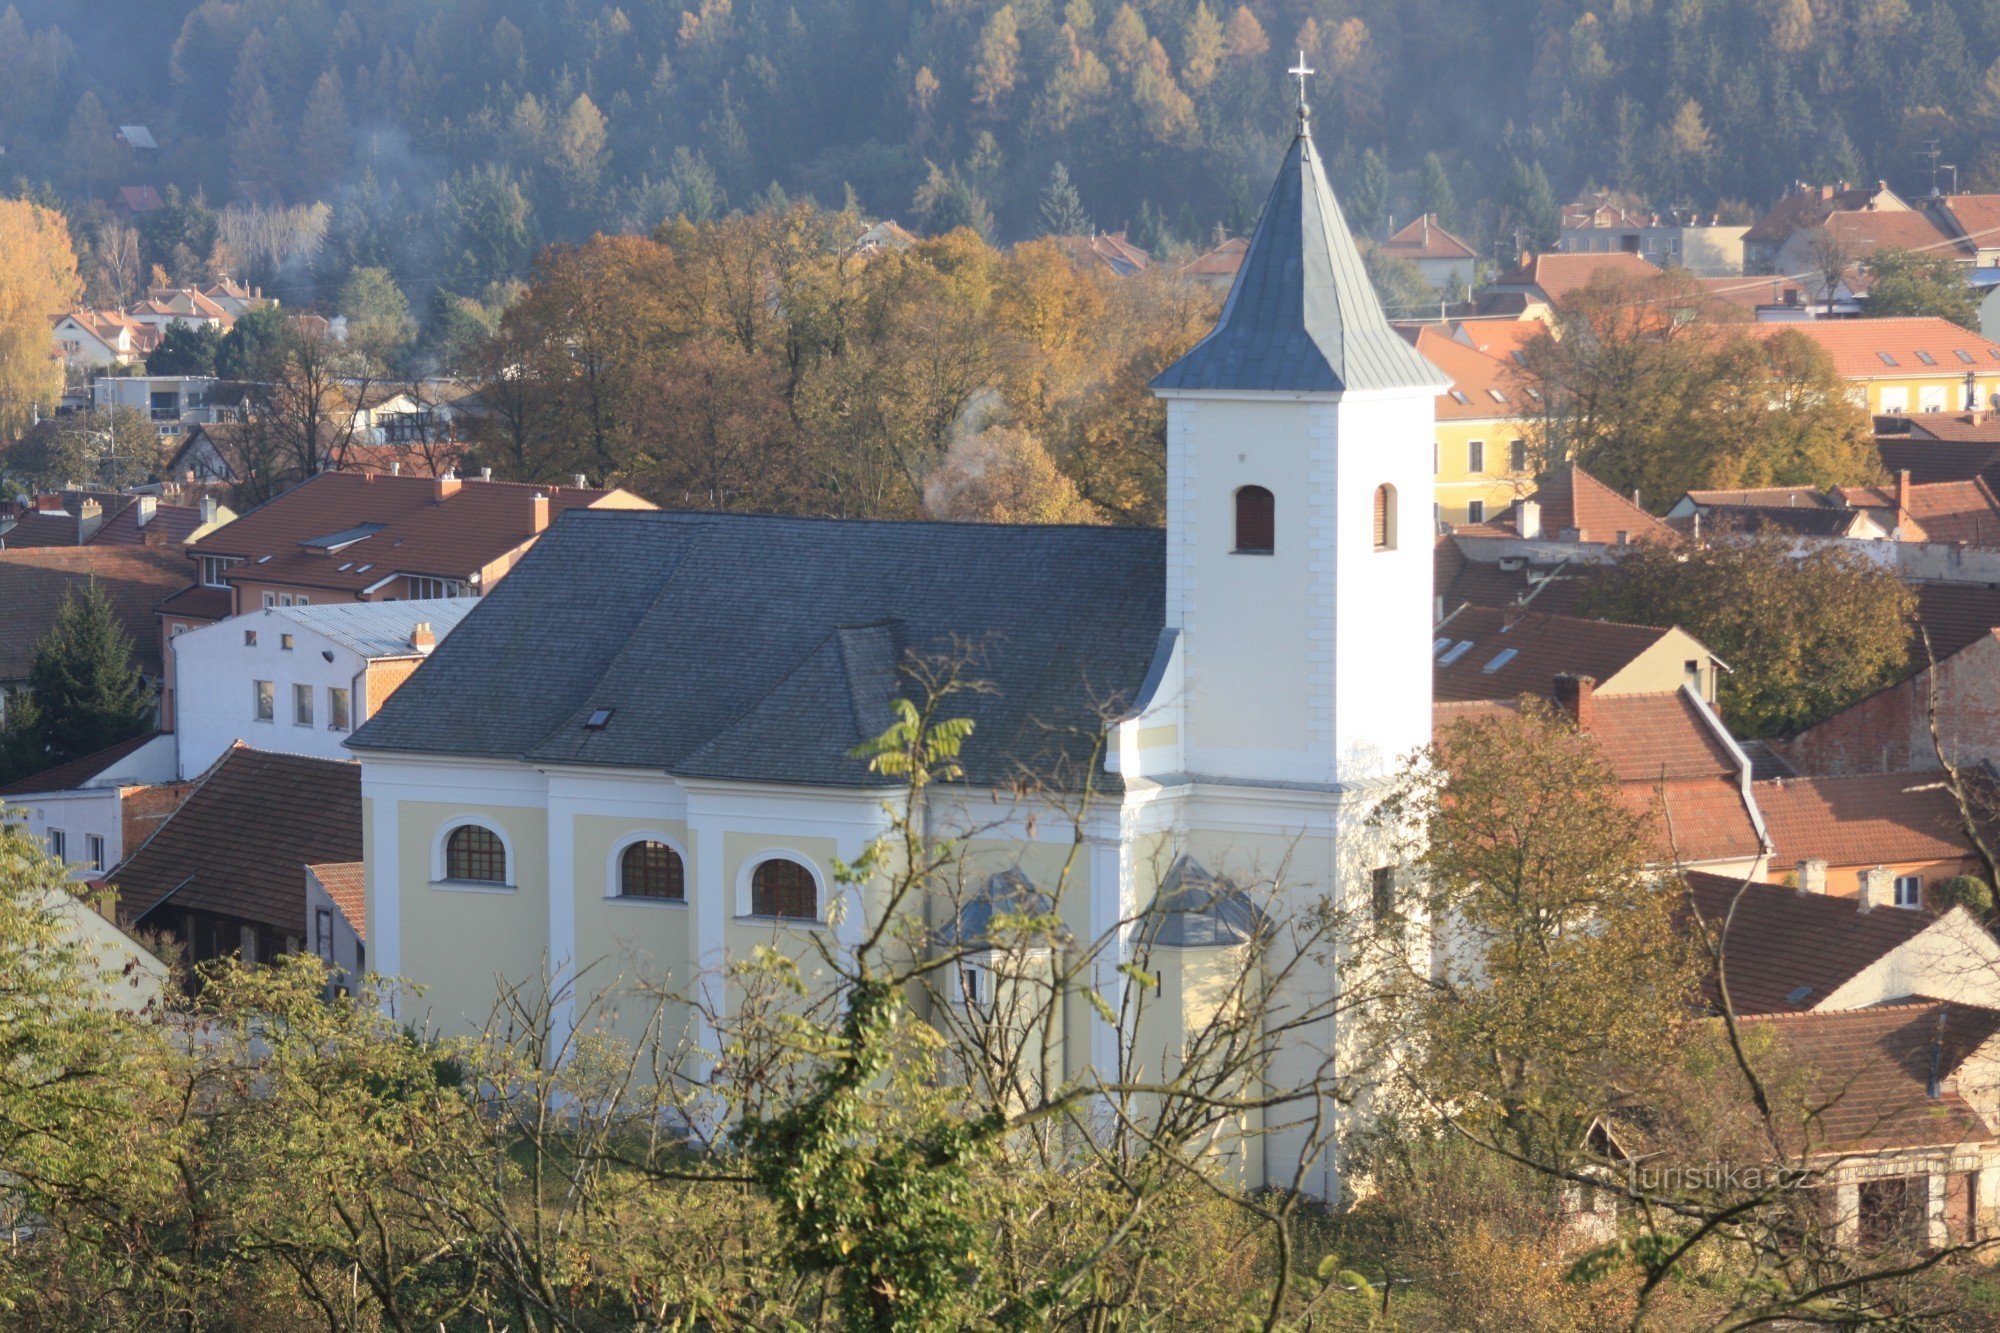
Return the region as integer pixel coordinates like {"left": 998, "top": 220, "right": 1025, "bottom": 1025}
{"left": 348, "top": 510, "right": 1167, "bottom": 791}
{"left": 119, "top": 747, "right": 361, "bottom": 935}
{"left": 1740, "top": 1000, "right": 2000, "bottom": 1154}
{"left": 1141, "top": 856, "right": 1270, "bottom": 948}
{"left": 1152, "top": 120, "right": 1448, "bottom": 395}
{"left": 1433, "top": 536, "right": 1585, "bottom": 617}
{"left": 1431, "top": 605, "right": 1681, "bottom": 703}
{"left": 308, "top": 862, "right": 366, "bottom": 941}
{"left": 1681, "top": 871, "right": 1939, "bottom": 1015}
{"left": 1754, "top": 772, "right": 1971, "bottom": 869}
{"left": 274, "top": 597, "right": 477, "bottom": 659}
{"left": 1691, "top": 505, "right": 1876, "bottom": 538}
{"left": 0, "top": 546, "right": 188, "bottom": 680}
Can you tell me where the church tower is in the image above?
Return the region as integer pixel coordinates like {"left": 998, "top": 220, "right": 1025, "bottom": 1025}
{"left": 1151, "top": 78, "right": 1448, "bottom": 789}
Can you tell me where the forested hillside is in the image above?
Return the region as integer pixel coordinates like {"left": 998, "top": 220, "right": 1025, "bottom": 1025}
{"left": 7, "top": 0, "right": 2000, "bottom": 304}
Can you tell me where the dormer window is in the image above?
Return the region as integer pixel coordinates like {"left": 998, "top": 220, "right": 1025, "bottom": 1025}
{"left": 1234, "top": 486, "right": 1274, "bottom": 554}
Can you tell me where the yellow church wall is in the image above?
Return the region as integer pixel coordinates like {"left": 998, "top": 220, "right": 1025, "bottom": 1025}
{"left": 569, "top": 814, "right": 698, "bottom": 1056}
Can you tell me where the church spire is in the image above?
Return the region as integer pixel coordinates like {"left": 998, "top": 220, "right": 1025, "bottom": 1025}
{"left": 1152, "top": 70, "right": 1449, "bottom": 397}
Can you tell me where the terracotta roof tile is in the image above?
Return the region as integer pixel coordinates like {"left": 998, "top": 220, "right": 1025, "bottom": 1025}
{"left": 1738, "top": 1001, "right": 2000, "bottom": 1154}
{"left": 1755, "top": 772, "right": 1971, "bottom": 868}
{"left": 1938, "top": 196, "right": 2000, "bottom": 251}
{"left": 156, "top": 584, "right": 232, "bottom": 622}
{"left": 1498, "top": 465, "right": 1678, "bottom": 545}
{"left": 1432, "top": 605, "right": 1676, "bottom": 703}
{"left": 1381, "top": 214, "right": 1477, "bottom": 261}
{"left": 0, "top": 546, "right": 189, "bottom": 680}
{"left": 308, "top": 861, "right": 366, "bottom": 942}
{"left": 118, "top": 747, "right": 360, "bottom": 936}
{"left": 1680, "top": 870, "right": 1938, "bottom": 1016}
{"left": 1904, "top": 413, "right": 2000, "bottom": 445}
{"left": 189, "top": 471, "right": 652, "bottom": 596}
{"left": 1412, "top": 326, "right": 1531, "bottom": 421}
{"left": 1913, "top": 584, "right": 2000, "bottom": 662}
{"left": 1490, "top": 251, "right": 1664, "bottom": 302}
{"left": 1744, "top": 184, "right": 1900, "bottom": 244}
{"left": 1823, "top": 208, "right": 1957, "bottom": 257}
{"left": 88, "top": 501, "right": 207, "bottom": 548}
{"left": 1745, "top": 316, "right": 2000, "bottom": 380}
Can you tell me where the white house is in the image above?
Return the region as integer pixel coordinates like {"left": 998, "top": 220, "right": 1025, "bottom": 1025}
{"left": 171, "top": 599, "right": 477, "bottom": 779}
{"left": 348, "top": 89, "right": 1446, "bottom": 1202}
{"left": 306, "top": 861, "right": 366, "bottom": 996}
{"left": 0, "top": 732, "right": 180, "bottom": 881}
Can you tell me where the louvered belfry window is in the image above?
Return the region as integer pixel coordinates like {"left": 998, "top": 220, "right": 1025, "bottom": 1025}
{"left": 1235, "top": 485, "right": 1275, "bottom": 553}
{"left": 751, "top": 858, "right": 818, "bottom": 920}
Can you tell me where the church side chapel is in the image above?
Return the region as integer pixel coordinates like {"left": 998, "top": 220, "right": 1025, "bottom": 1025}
{"left": 347, "top": 70, "right": 1445, "bottom": 1201}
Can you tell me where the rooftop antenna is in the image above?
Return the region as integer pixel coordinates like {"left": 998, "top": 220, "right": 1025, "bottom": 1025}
{"left": 1288, "top": 50, "right": 1314, "bottom": 135}
{"left": 1919, "top": 139, "right": 1943, "bottom": 199}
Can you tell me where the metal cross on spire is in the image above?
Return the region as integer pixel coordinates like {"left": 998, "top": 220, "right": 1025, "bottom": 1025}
{"left": 1289, "top": 50, "right": 1314, "bottom": 131}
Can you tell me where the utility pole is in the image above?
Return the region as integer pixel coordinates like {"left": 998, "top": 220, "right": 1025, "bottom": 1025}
{"left": 1919, "top": 139, "right": 1943, "bottom": 199}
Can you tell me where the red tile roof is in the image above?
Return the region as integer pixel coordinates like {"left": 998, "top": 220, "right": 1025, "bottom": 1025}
{"left": 1432, "top": 605, "right": 1678, "bottom": 703}
{"left": 1745, "top": 316, "right": 2000, "bottom": 380}
{"left": 1836, "top": 477, "right": 2000, "bottom": 544}
{"left": 1905, "top": 413, "right": 2000, "bottom": 444}
{"left": 1680, "top": 870, "right": 1939, "bottom": 1015}
{"left": 1412, "top": 326, "right": 1531, "bottom": 421}
{"left": 1737, "top": 1001, "right": 2000, "bottom": 1154}
{"left": 1937, "top": 195, "right": 2000, "bottom": 252}
{"left": 1179, "top": 236, "right": 1248, "bottom": 278}
{"left": 308, "top": 861, "right": 366, "bottom": 942}
{"left": 88, "top": 501, "right": 208, "bottom": 548}
{"left": 1517, "top": 465, "right": 1679, "bottom": 545}
{"left": 0, "top": 730, "right": 165, "bottom": 798}
{"left": 1382, "top": 214, "right": 1477, "bottom": 262}
{"left": 156, "top": 584, "right": 232, "bottom": 622}
{"left": 187, "top": 472, "right": 653, "bottom": 597}
{"left": 1589, "top": 692, "right": 1738, "bottom": 781}
{"left": 1821, "top": 207, "right": 1957, "bottom": 258}
{"left": 118, "top": 747, "right": 360, "bottom": 936}
{"left": 0, "top": 546, "right": 189, "bottom": 679}
{"left": 1744, "top": 183, "right": 1902, "bottom": 245}
{"left": 1489, "top": 251, "right": 1664, "bottom": 302}
{"left": 1754, "top": 772, "right": 1971, "bottom": 869}
{"left": 1913, "top": 584, "right": 2000, "bottom": 662}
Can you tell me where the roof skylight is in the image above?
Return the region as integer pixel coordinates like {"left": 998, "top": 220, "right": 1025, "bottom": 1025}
{"left": 1481, "top": 648, "right": 1518, "bottom": 673}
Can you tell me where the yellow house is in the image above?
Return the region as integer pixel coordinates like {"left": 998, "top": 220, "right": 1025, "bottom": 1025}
{"left": 1407, "top": 323, "right": 1539, "bottom": 525}
{"left": 1748, "top": 317, "right": 2000, "bottom": 417}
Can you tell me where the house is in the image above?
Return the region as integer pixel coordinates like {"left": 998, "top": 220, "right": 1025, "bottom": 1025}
{"left": 1431, "top": 606, "right": 1722, "bottom": 706}
{"left": 92, "top": 375, "right": 250, "bottom": 444}
{"left": 1744, "top": 181, "right": 1923, "bottom": 276}
{"left": 116, "top": 185, "right": 164, "bottom": 215}
{"left": 171, "top": 598, "right": 476, "bottom": 778}
{"left": 1779, "top": 584, "right": 2000, "bottom": 775}
{"left": 117, "top": 125, "right": 156, "bottom": 151}
{"left": 1557, "top": 202, "right": 1747, "bottom": 276}
{"left": 127, "top": 287, "right": 235, "bottom": 335}
{"left": 1434, "top": 678, "right": 1767, "bottom": 873}
{"left": 349, "top": 98, "right": 1452, "bottom": 1202}
{"left": 1743, "top": 316, "right": 2000, "bottom": 418}
{"left": 53, "top": 308, "right": 158, "bottom": 369}
{"left": 1479, "top": 251, "right": 1666, "bottom": 320}
{"left": 1457, "top": 463, "right": 1679, "bottom": 545}
{"left": 1676, "top": 871, "right": 2000, "bottom": 1246}
{"left": 1404, "top": 324, "right": 1534, "bottom": 525}
{"left": 305, "top": 862, "right": 365, "bottom": 995}
{"left": 0, "top": 491, "right": 230, "bottom": 551}
{"left": 1836, "top": 475, "right": 2000, "bottom": 544}
{"left": 166, "top": 422, "right": 245, "bottom": 485}
{"left": 1051, "top": 231, "right": 1151, "bottom": 277}
{"left": 1752, "top": 771, "right": 1980, "bottom": 905}
{"left": 0, "top": 732, "right": 186, "bottom": 882}
{"left": 0, "top": 545, "right": 188, "bottom": 721}
{"left": 116, "top": 746, "right": 361, "bottom": 968}
{"left": 1380, "top": 214, "right": 1477, "bottom": 294}
{"left": 1925, "top": 194, "right": 2000, "bottom": 268}
{"left": 1179, "top": 236, "right": 1248, "bottom": 292}
{"left": 1878, "top": 415, "right": 2000, "bottom": 491}
{"left": 1666, "top": 487, "right": 1894, "bottom": 540}
{"left": 155, "top": 471, "right": 653, "bottom": 726}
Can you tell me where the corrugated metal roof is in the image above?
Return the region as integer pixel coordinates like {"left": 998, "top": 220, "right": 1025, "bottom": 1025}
{"left": 1152, "top": 123, "right": 1449, "bottom": 395}
{"left": 274, "top": 597, "right": 478, "bottom": 659}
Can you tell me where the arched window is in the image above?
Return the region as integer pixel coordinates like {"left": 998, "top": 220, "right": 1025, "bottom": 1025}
{"left": 1234, "top": 485, "right": 1275, "bottom": 554}
{"left": 1372, "top": 484, "right": 1397, "bottom": 551}
{"left": 445, "top": 824, "right": 507, "bottom": 883}
{"left": 619, "top": 841, "right": 685, "bottom": 900}
{"left": 750, "top": 858, "right": 818, "bottom": 921}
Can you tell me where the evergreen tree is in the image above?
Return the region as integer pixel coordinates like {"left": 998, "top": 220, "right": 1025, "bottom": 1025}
{"left": 148, "top": 322, "right": 222, "bottom": 376}
{"left": 1347, "top": 149, "right": 1391, "bottom": 234}
{"left": 296, "top": 70, "right": 352, "bottom": 199}
{"left": 1417, "top": 152, "right": 1457, "bottom": 229}
{"left": 1038, "top": 161, "right": 1092, "bottom": 236}
{"left": 15, "top": 584, "right": 152, "bottom": 775}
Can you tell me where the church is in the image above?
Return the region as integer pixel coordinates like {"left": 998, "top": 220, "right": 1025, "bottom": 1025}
{"left": 347, "top": 87, "right": 1449, "bottom": 1202}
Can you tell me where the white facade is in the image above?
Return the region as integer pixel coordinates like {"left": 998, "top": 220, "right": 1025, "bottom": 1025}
{"left": 1, "top": 734, "right": 177, "bottom": 881}
{"left": 305, "top": 866, "right": 368, "bottom": 995}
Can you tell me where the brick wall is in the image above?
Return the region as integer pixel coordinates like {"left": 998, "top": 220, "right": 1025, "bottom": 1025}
{"left": 1780, "top": 633, "right": 2000, "bottom": 776}
{"left": 120, "top": 780, "right": 198, "bottom": 858}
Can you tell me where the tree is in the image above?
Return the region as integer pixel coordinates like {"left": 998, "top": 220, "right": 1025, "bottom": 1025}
{"left": 336, "top": 265, "right": 412, "bottom": 367}
{"left": 1863, "top": 245, "right": 1981, "bottom": 328}
{"left": 9, "top": 583, "right": 154, "bottom": 777}
{"left": 0, "top": 198, "right": 79, "bottom": 435}
{"left": 1495, "top": 157, "right": 1560, "bottom": 257}
{"left": 1577, "top": 533, "right": 1916, "bottom": 735}
{"left": 295, "top": 70, "right": 352, "bottom": 199}
{"left": 923, "top": 426, "right": 1102, "bottom": 523}
{"left": 215, "top": 302, "right": 288, "bottom": 380}
{"left": 1036, "top": 161, "right": 1091, "bottom": 236}
{"left": 970, "top": 4, "right": 1021, "bottom": 114}
{"left": 10, "top": 404, "right": 161, "bottom": 491}
{"left": 1417, "top": 151, "right": 1457, "bottom": 229}
{"left": 1801, "top": 225, "right": 1856, "bottom": 311}
{"left": 550, "top": 93, "right": 609, "bottom": 210}
{"left": 913, "top": 162, "right": 995, "bottom": 239}
{"left": 147, "top": 320, "right": 222, "bottom": 375}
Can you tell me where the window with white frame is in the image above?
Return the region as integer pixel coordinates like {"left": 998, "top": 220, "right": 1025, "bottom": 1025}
{"left": 1920, "top": 385, "right": 1948, "bottom": 413}
{"left": 86, "top": 834, "right": 104, "bottom": 871}
{"left": 1894, "top": 875, "right": 1923, "bottom": 909}
{"left": 1879, "top": 386, "right": 1910, "bottom": 414}
{"left": 47, "top": 829, "right": 66, "bottom": 862}
{"left": 409, "top": 576, "right": 469, "bottom": 599}
{"left": 293, "top": 684, "right": 314, "bottom": 726}
{"left": 315, "top": 907, "right": 335, "bottom": 963}
{"left": 262, "top": 592, "right": 276, "bottom": 609}
{"left": 254, "top": 680, "right": 274, "bottom": 720}
{"left": 199, "top": 555, "right": 241, "bottom": 588}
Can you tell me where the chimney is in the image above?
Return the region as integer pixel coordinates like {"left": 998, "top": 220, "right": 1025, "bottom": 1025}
{"left": 435, "top": 472, "right": 460, "bottom": 502}
{"left": 573, "top": 473, "right": 588, "bottom": 489}
{"left": 480, "top": 466, "right": 493, "bottom": 482}
{"left": 530, "top": 491, "right": 549, "bottom": 534}
{"left": 74, "top": 499, "right": 103, "bottom": 544}
{"left": 1796, "top": 858, "right": 1828, "bottom": 895}
{"left": 1819, "top": 184, "right": 1835, "bottom": 201}
{"left": 1857, "top": 865, "right": 1893, "bottom": 913}
{"left": 391, "top": 460, "right": 401, "bottom": 476}
{"left": 183, "top": 468, "right": 195, "bottom": 485}
{"left": 135, "top": 495, "right": 157, "bottom": 529}
{"left": 200, "top": 495, "right": 217, "bottom": 524}
{"left": 1518, "top": 499, "right": 1542, "bottom": 540}
{"left": 1552, "top": 673, "right": 1597, "bottom": 731}
{"left": 410, "top": 621, "right": 436, "bottom": 654}
{"left": 1897, "top": 468, "right": 1912, "bottom": 527}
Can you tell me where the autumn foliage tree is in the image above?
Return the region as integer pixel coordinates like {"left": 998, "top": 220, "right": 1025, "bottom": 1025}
{"left": 0, "top": 199, "right": 81, "bottom": 435}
